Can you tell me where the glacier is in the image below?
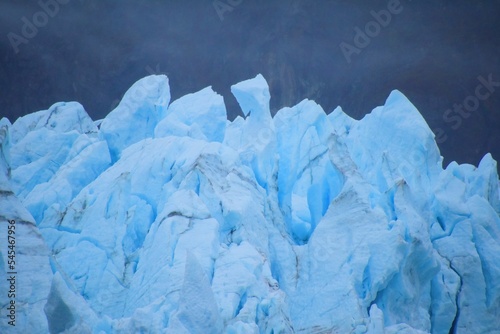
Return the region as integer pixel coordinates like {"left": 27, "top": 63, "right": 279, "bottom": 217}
{"left": 0, "top": 74, "right": 499, "bottom": 334}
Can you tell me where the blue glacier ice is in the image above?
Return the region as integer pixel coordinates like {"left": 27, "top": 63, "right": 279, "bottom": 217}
{"left": 1, "top": 74, "right": 499, "bottom": 333}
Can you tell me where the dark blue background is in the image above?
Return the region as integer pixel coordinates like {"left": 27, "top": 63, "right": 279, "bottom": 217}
{"left": 1, "top": 0, "right": 499, "bottom": 170}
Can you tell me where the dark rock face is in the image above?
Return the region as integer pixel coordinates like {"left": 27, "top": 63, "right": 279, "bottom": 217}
{"left": 1, "top": 0, "right": 499, "bottom": 169}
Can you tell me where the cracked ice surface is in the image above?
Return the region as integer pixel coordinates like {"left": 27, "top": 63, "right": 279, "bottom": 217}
{"left": 1, "top": 74, "right": 499, "bottom": 333}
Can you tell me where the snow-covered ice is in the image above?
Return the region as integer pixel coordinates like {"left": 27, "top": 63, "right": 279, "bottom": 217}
{"left": 1, "top": 74, "right": 499, "bottom": 333}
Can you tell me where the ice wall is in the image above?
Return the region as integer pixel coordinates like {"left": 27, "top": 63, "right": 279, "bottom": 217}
{"left": 1, "top": 74, "right": 499, "bottom": 333}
